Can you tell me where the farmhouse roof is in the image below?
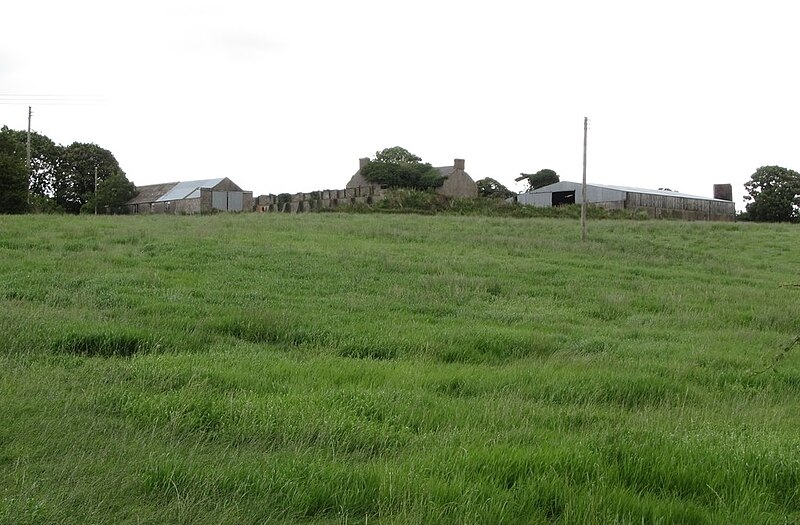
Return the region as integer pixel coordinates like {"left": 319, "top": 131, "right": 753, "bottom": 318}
{"left": 435, "top": 167, "right": 460, "bottom": 178}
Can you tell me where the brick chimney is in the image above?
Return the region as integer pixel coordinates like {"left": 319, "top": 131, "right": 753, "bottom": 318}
{"left": 454, "top": 158, "right": 465, "bottom": 170}
{"left": 713, "top": 184, "right": 733, "bottom": 201}
{"left": 359, "top": 157, "right": 370, "bottom": 170}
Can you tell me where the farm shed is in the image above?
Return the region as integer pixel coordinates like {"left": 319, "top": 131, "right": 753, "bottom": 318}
{"left": 347, "top": 157, "right": 479, "bottom": 198}
{"left": 125, "top": 177, "right": 254, "bottom": 214}
{"left": 516, "top": 181, "right": 735, "bottom": 221}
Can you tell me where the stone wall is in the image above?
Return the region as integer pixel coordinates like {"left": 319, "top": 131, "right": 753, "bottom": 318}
{"left": 255, "top": 186, "right": 385, "bottom": 213}
{"left": 200, "top": 188, "right": 213, "bottom": 213}
{"left": 174, "top": 197, "right": 201, "bottom": 215}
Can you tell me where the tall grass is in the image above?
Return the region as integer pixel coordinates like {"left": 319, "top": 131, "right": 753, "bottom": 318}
{"left": 0, "top": 213, "right": 798, "bottom": 524}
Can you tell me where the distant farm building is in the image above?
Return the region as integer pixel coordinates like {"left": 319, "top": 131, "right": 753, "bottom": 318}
{"left": 517, "top": 181, "right": 735, "bottom": 221}
{"left": 125, "top": 178, "right": 254, "bottom": 214}
{"left": 347, "top": 158, "right": 479, "bottom": 198}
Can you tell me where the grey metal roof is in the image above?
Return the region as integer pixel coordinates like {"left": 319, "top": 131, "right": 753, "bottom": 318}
{"left": 156, "top": 178, "right": 226, "bottom": 202}
{"left": 531, "top": 181, "right": 727, "bottom": 202}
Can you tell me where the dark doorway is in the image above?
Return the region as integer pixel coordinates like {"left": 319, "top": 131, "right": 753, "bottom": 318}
{"left": 552, "top": 191, "right": 576, "bottom": 206}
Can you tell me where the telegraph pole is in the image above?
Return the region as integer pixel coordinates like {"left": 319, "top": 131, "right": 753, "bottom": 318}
{"left": 581, "top": 116, "right": 588, "bottom": 242}
{"left": 94, "top": 166, "right": 98, "bottom": 215}
{"left": 26, "top": 106, "right": 32, "bottom": 170}
{"left": 27, "top": 106, "right": 33, "bottom": 168}
{"left": 27, "top": 107, "right": 32, "bottom": 206}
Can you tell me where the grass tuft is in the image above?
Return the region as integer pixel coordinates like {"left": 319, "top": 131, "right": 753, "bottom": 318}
{"left": 52, "top": 330, "right": 158, "bottom": 357}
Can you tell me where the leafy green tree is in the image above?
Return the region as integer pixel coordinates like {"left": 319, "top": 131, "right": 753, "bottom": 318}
{"left": 0, "top": 127, "right": 131, "bottom": 213}
{"left": 0, "top": 130, "right": 29, "bottom": 213}
{"left": 516, "top": 169, "right": 559, "bottom": 191}
{"left": 82, "top": 172, "right": 138, "bottom": 214}
{"left": 29, "top": 193, "right": 64, "bottom": 214}
{"left": 361, "top": 147, "right": 443, "bottom": 190}
{"left": 743, "top": 166, "right": 800, "bottom": 223}
{"left": 1, "top": 126, "right": 63, "bottom": 199}
{"left": 476, "top": 178, "right": 515, "bottom": 199}
{"left": 59, "top": 142, "right": 126, "bottom": 214}
{"left": 374, "top": 146, "right": 422, "bottom": 164}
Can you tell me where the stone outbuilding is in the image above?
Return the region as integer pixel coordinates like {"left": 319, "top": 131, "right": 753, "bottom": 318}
{"left": 346, "top": 157, "right": 478, "bottom": 198}
{"left": 125, "top": 177, "right": 254, "bottom": 214}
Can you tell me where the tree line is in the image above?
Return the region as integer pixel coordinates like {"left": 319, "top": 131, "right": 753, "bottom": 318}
{"left": 0, "top": 126, "right": 136, "bottom": 214}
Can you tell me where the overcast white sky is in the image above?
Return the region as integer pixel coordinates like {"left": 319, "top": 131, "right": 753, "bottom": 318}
{"left": 2, "top": 1, "right": 799, "bottom": 207}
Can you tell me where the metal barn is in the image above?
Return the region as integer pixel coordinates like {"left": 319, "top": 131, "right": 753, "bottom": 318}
{"left": 517, "top": 181, "right": 735, "bottom": 221}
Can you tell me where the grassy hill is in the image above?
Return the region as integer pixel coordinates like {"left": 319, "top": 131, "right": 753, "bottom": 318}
{"left": 1, "top": 213, "right": 798, "bottom": 524}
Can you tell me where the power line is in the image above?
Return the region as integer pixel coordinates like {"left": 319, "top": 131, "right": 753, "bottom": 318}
{"left": 0, "top": 94, "right": 104, "bottom": 98}
{"left": 0, "top": 94, "right": 106, "bottom": 106}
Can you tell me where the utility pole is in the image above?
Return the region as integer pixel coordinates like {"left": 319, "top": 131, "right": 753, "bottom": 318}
{"left": 581, "top": 116, "right": 588, "bottom": 242}
{"left": 26, "top": 106, "right": 32, "bottom": 170}
{"left": 94, "top": 166, "right": 98, "bottom": 215}
{"left": 27, "top": 107, "right": 32, "bottom": 206}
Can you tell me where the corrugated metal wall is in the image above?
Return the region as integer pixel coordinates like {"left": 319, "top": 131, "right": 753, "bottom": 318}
{"left": 212, "top": 192, "right": 227, "bottom": 210}
{"left": 212, "top": 191, "right": 245, "bottom": 211}
{"left": 518, "top": 182, "right": 626, "bottom": 207}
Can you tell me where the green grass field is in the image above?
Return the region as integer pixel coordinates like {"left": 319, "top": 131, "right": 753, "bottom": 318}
{"left": 1, "top": 213, "right": 798, "bottom": 524}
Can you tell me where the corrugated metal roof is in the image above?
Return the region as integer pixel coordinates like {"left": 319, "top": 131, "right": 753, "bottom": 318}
{"left": 156, "top": 178, "right": 226, "bottom": 202}
{"left": 530, "top": 181, "right": 727, "bottom": 202}
{"left": 127, "top": 182, "right": 179, "bottom": 204}
{"left": 588, "top": 183, "right": 722, "bottom": 201}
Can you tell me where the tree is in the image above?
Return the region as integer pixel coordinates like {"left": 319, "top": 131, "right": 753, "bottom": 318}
{"left": 476, "top": 177, "right": 515, "bottom": 199}
{"left": 374, "top": 146, "right": 422, "bottom": 164}
{"left": 59, "top": 142, "right": 126, "bottom": 214}
{"left": 82, "top": 172, "right": 138, "bottom": 214}
{"left": 0, "top": 129, "right": 29, "bottom": 213}
{"left": 743, "top": 166, "right": 800, "bottom": 223}
{"left": 361, "top": 146, "right": 443, "bottom": 190}
{"left": 1, "top": 126, "right": 63, "bottom": 200}
{"left": 516, "top": 169, "right": 559, "bottom": 192}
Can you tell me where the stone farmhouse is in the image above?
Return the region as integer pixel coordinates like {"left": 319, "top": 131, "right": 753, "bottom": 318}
{"left": 346, "top": 157, "right": 479, "bottom": 198}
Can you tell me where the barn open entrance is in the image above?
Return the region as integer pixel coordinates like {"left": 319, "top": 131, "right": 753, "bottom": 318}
{"left": 552, "top": 191, "right": 575, "bottom": 206}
